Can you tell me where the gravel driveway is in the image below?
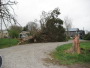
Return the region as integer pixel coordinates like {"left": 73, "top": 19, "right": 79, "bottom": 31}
{"left": 0, "top": 40, "right": 72, "bottom": 68}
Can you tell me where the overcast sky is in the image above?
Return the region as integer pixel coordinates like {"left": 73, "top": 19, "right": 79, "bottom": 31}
{"left": 13, "top": 0, "right": 90, "bottom": 31}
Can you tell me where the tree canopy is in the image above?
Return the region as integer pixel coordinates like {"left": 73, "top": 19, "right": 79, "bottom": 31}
{"left": 36, "top": 8, "right": 66, "bottom": 42}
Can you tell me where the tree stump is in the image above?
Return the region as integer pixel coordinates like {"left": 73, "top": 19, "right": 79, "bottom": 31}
{"left": 73, "top": 34, "right": 80, "bottom": 54}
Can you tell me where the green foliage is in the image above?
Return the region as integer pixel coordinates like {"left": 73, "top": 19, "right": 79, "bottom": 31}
{"left": 52, "top": 42, "right": 90, "bottom": 65}
{"left": 8, "top": 25, "right": 22, "bottom": 38}
{"left": 0, "top": 38, "right": 19, "bottom": 49}
{"left": 84, "top": 33, "right": 90, "bottom": 40}
{"left": 37, "top": 8, "right": 66, "bottom": 42}
{"left": 45, "top": 18, "right": 66, "bottom": 41}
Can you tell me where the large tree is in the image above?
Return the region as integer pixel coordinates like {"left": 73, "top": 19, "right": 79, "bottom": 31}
{"left": 46, "top": 8, "right": 66, "bottom": 41}
{"left": 37, "top": 8, "right": 66, "bottom": 42}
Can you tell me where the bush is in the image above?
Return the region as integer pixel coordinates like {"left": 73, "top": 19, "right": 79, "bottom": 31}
{"left": 8, "top": 25, "right": 22, "bottom": 38}
{"left": 84, "top": 33, "right": 90, "bottom": 40}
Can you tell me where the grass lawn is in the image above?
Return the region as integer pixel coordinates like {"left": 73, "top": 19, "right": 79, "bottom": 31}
{"left": 0, "top": 38, "right": 19, "bottom": 49}
{"left": 51, "top": 41, "right": 90, "bottom": 65}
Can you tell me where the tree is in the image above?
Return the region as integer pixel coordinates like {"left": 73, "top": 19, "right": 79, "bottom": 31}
{"left": 46, "top": 8, "right": 66, "bottom": 41}
{"left": 27, "top": 21, "right": 38, "bottom": 36}
{"left": 64, "top": 17, "right": 72, "bottom": 29}
{"left": 37, "top": 8, "right": 66, "bottom": 42}
{"left": 40, "top": 11, "right": 50, "bottom": 30}
{"left": 84, "top": 32, "right": 90, "bottom": 40}
{"left": 8, "top": 25, "right": 22, "bottom": 38}
{"left": 23, "top": 25, "right": 28, "bottom": 31}
{"left": 40, "top": 8, "right": 60, "bottom": 31}
{"left": 0, "top": 0, "right": 20, "bottom": 38}
{"left": 64, "top": 16, "right": 72, "bottom": 39}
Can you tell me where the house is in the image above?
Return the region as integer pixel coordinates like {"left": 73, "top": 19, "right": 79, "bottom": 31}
{"left": 19, "top": 31, "right": 30, "bottom": 39}
{"left": 66, "top": 28, "right": 85, "bottom": 39}
{"left": 66, "top": 28, "right": 79, "bottom": 37}
{"left": 0, "top": 30, "right": 9, "bottom": 38}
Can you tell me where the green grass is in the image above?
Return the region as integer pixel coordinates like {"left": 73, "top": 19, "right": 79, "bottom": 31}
{"left": 0, "top": 38, "right": 19, "bottom": 49}
{"left": 51, "top": 41, "right": 90, "bottom": 65}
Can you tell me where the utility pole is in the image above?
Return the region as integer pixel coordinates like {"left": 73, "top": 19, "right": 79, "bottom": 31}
{"left": 83, "top": 27, "right": 84, "bottom": 31}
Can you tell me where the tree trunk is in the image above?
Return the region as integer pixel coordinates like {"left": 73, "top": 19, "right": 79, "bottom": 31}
{"left": 73, "top": 35, "right": 80, "bottom": 54}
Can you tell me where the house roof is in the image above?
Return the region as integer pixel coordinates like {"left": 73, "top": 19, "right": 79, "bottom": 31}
{"left": 20, "top": 31, "right": 29, "bottom": 34}
{"left": 68, "top": 28, "right": 79, "bottom": 31}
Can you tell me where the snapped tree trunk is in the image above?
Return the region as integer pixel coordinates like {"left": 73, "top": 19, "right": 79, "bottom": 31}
{"left": 73, "top": 35, "right": 80, "bottom": 54}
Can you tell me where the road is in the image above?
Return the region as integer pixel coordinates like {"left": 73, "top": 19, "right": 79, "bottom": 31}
{"left": 0, "top": 40, "right": 73, "bottom": 68}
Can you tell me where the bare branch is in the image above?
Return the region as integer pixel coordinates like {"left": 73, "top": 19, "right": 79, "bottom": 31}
{"left": 0, "top": 0, "right": 20, "bottom": 36}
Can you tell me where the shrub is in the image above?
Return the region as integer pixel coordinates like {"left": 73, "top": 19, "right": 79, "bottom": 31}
{"left": 8, "top": 25, "right": 22, "bottom": 38}
{"left": 84, "top": 33, "right": 90, "bottom": 40}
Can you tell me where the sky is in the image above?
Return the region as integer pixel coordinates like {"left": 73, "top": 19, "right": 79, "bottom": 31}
{"left": 12, "top": 0, "right": 90, "bottom": 31}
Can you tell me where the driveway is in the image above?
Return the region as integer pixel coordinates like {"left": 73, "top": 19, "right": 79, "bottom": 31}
{"left": 0, "top": 40, "right": 72, "bottom": 68}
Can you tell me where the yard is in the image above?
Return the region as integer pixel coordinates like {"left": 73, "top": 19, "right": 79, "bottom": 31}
{"left": 0, "top": 38, "right": 19, "bottom": 49}
{"left": 50, "top": 41, "right": 90, "bottom": 65}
